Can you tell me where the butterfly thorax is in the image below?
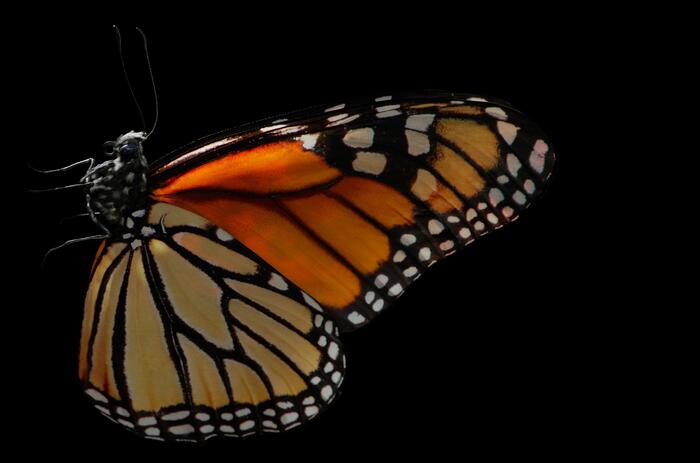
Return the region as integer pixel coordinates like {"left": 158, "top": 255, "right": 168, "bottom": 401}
{"left": 84, "top": 131, "right": 149, "bottom": 229}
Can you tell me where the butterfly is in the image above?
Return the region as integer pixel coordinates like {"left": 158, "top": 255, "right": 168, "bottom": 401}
{"left": 49, "top": 88, "right": 554, "bottom": 442}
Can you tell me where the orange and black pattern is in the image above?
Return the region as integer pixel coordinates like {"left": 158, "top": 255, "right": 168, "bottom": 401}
{"left": 150, "top": 94, "right": 555, "bottom": 331}
{"left": 80, "top": 93, "right": 555, "bottom": 441}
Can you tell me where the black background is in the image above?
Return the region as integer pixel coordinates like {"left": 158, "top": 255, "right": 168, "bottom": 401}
{"left": 12, "top": 14, "right": 627, "bottom": 459}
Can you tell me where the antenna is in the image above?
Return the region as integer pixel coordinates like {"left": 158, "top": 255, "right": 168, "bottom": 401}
{"left": 113, "top": 25, "right": 147, "bottom": 134}
{"left": 136, "top": 27, "right": 159, "bottom": 138}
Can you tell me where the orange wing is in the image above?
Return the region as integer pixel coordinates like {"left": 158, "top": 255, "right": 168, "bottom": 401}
{"left": 150, "top": 95, "right": 555, "bottom": 330}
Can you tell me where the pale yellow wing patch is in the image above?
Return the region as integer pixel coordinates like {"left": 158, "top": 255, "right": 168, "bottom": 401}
{"left": 124, "top": 248, "right": 184, "bottom": 412}
{"left": 149, "top": 239, "right": 233, "bottom": 350}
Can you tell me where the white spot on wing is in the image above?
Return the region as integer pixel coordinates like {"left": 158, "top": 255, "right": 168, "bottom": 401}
{"left": 235, "top": 408, "right": 251, "bottom": 418}
{"left": 485, "top": 107, "right": 508, "bottom": 120}
{"left": 327, "top": 114, "right": 361, "bottom": 127}
{"left": 365, "top": 291, "right": 375, "bottom": 304}
{"left": 327, "top": 113, "right": 349, "bottom": 123}
{"left": 168, "top": 424, "right": 195, "bottom": 435}
{"left": 162, "top": 410, "right": 190, "bottom": 421}
{"left": 400, "top": 234, "right": 416, "bottom": 246}
{"left": 372, "top": 299, "right": 384, "bottom": 311}
{"left": 268, "top": 273, "right": 288, "bottom": 291}
{"left": 376, "top": 104, "right": 400, "bottom": 112}
{"left": 138, "top": 416, "right": 157, "bottom": 426}
{"left": 374, "top": 274, "right": 388, "bottom": 288}
{"left": 497, "top": 121, "right": 519, "bottom": 145}
{"left": 343, "top": 128, "right": 374, "bottom": 148}
{"left": 393, "top": 250, "right": 406, "bottom": 262}
{"left": 278, "top": 125, "right": 306, "bottom": 135}
{"left": 428, "top": 219, "right": 444, "bottom": 235}
{"left": 459, "top": 228, "right": 472, "bottom": 239}
{"left": 534, "top": 139, "right": 549, "bottom": 155}
{"left": 440, "top": 240, "right": 454, "bottom": 251}
{"left": 377, "top": 110, "right": 401, "bottom": 118}
{"left": 352, "top": 151, "right": 387, "bottom": 175}
{"left": 328, "top": 342, "right": 339, "bottom": 360}
{"left": 513, "top": 191, "right": 527, "bottom": 205}
{"left": 85, "top": 389, "right": 108, "bottom": 403}
{"left": 321, "top": 385, "right": 333, "bottom": 401}
{"left": 216, "top": 228, "right": 234, "bottom": 241}
{"left": 403, "top": 266, "right": 418, "bottom": 278}
{"left": 405, "top": 114, "right": 435, "bottom": 132}
{"left": 529, "top": 140, "right": 547, "bottom": 173}
{"left": 375, "top": 95, "right": 392, "bottom": 101}
{"left": 405, "top": 130, "right": 430, "bottom": 156}
{"left": 239, "top": 420, "right": 255, "bottom": 431}
{"left": 507, "top": 153, "right": 522, "bottom": 177}
{"left": 524, "top": 179, "right": 536, "bottom": 194}
{"left": 489, "top": 188, "right": 505, "bottom": 206}
{"left": 325, "top": 103, "right": 345, "bottom": 112}
{"left": 348, "top": 311, "right": 366, "bottom": 325}
{"left": 388, "top": 283, "right": 403, "bottom": 296}
{"left": 303, "top": 292, "right": 323, "bottom": 311}
{"left": 260, "top": 124, "right": 287, "bottom": 133}
{"left": 418, "top": 247, "right": 431, "bottom": 261}
{"left": 118, "top": 419, "right": 135, "bottom": 428}
{"left": 281, "top": 412, "right": 299, "bottom": 425}
{"left": 300, "top": 133, "right": 319, "bottom": 150}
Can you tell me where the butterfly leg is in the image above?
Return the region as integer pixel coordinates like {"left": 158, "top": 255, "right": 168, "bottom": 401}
{"left": 28, "top": 157, "right": 95, "bottom": 175}
{"left": 85, "top": 194, "right": 112, "bottom": 236}
{"left": 42, "top": 234, "right": 110, "bottom": 267}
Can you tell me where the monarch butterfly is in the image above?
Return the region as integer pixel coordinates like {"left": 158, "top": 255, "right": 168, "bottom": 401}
{"left": 40, "top": 33, "right": 555, "bottom": 441}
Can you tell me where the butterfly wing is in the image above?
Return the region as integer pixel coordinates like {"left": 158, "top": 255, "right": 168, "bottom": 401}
{"left": 149, "top": 94, "right": 555, "bottom": 331}
{"left": 80, "top": 203, "right": 344, "bottom": 441}
{"left": 80, "top": 93, "right": 555, "bottom": 440}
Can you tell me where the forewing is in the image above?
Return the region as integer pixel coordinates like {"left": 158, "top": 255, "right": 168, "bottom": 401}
{"left": 149, "top": 94, "right": 555, "bottom": 331}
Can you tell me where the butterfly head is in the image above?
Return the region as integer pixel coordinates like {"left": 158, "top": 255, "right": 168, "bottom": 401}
{"left": 102, "top": 130, "right": 147, "bottom": 160}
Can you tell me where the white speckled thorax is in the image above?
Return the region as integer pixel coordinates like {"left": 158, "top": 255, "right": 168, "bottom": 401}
{"left": 84, "top": 131, "right": 149, "bottom": 228}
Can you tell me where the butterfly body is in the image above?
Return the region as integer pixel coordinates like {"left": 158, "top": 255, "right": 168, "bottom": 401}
{"left": 85, "top": 131, "right": 149, "bottom": 227}
{"left": 75, "top": 93, "right": 555, "bottom": 441}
